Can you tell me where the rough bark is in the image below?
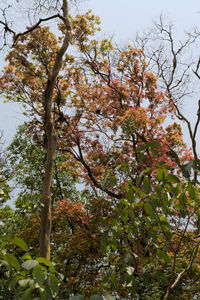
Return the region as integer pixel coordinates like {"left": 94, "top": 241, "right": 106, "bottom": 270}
{"left": 39, "top": 0, "right": 71, "bottom": 260}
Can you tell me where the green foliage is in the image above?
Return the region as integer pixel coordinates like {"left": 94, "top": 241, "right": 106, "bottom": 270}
{"left": 102, "top": 165, "right": 200, "bottom": 299}
{"left": 0, "top": 236, "right": 63, "bottom": 299}
{"left": 7, "top": 124, "right": 81, "bottom": 208}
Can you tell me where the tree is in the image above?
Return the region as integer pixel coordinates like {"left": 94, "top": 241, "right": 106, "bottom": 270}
{"left": 1, "top": 6, "right": 200, "bottom": 298}
{"left": 134, "top": 17, "right": 200, "bottom": 182}
{"left": 0, "top": 0, "right": 72, "bottom": 260}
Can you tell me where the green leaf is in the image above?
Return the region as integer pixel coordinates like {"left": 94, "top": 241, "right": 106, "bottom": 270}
{"left": 111, "top": 243, "right": 117, "bottom": 251}
{"left": 110, "top": 176, "right": 117, "bottom": 187}
{"left": 49, "top": 274, "right": 60, "bottom": 296}
{"left": 159, "top": 216, "right": 169, "bottom": 225}
{"left": 179, "top": 193, "right": 187, "bottom": 216}
{"left": 106, "top": 245, "right": 110, "bottom": 252}
{"left": 32, "top": 265, "right": 46, "bottom": 285}
{"left": 39, "top": 289, "right": 47, "bottom": 300}
{"left": 110, "top": 272, "right": 117, "bottom": 286}
{"left": 132, "top": 185, "right": 142, "bottom": 194}
{"left": 188, "top": 183, "right": 197, "bottom": 200}
{"left": 22, "top": 259, "right": 38, "bottom": 270}
{"left": 36, "top": 257, "right": 53, "bottom": 267}
{"left": 120, "top": 162, "right": 129, "bottom": 173}
{"left": 149, "top": 141, "right": 160, "bottom": 148}
{"left": 20, "top": 270, "right": 27, "bottom": 277}
{"left": 143, "top": 177, "right": 151, "bottom": 193}
{"left": 45, "top": 283, "right": 53, "bottom": 300}
{"left": 156, "top": 169, "right": 166, "bottom": 181}
{"left": 144, "top": 167, "right": 152, "bottom": 174}
{"left": 126, "top": 189, "right": 134, "bottom": 202}
{"left": 12, "top": 238, "right": 29, "bottom": 252}
{"left": 22, "top": 287, "right": 32, "bottom": 300}
{"left": 21, "top": 254, "right": 31, "bottom": 260}
{"left": 155, "top": 270, "right": 168, "bottom": 284}
{"left": 136, "top": 175, "right": 142, "bottom": 187}
{"left": 157, "top": 249, "right": 170, "bottom": 263}
{"left": 144, "top": 203, "right": 154, "bottom": 217}
{"left": 6, "top": 253, "right": 20, "bottom": 270}
{"left": 165, "top": 174, "right": 180, "bottom": 183}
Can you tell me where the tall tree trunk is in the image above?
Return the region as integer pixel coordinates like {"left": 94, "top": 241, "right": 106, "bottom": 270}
{"left": 40, "top": 0, "right": 71, "bottom": 260}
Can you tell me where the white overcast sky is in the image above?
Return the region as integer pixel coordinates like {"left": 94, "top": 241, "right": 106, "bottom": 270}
{"left": 1, "top": 0, "right": 200, "bottom": 144}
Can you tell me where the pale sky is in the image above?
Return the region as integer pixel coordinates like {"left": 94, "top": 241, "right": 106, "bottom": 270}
{"left": 1, "top": 0, "right": 200, "bottom": 144}
{"left": 87, "top": 0, "right": 200, "bottom": 39}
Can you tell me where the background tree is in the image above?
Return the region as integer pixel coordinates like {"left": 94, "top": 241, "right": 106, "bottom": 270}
{"left": 134, "top": 17, "right": 200, "bottom": 182}
{"left": 0, "top": 124, "right": 81, "bottom": 237}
